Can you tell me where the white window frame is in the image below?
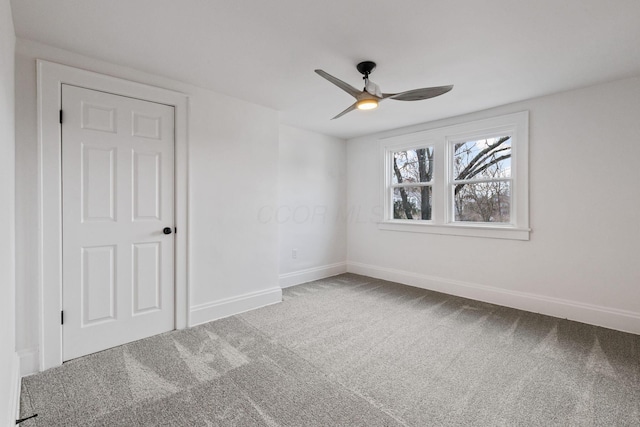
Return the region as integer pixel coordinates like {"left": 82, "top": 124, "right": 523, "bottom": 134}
{"left": 380, "top": 111, "right": 529, "bottom": 240}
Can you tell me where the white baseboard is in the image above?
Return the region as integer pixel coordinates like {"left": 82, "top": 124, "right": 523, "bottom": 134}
{"left": 18, "top": 348, "right": 39, "bottom": 377}
{"left": 9, "top": 352, "right": 20, "bottom": 426}
{"left": 279, "top": 262, "right": 348, "bottom": 288}
{"left": 347, "top": 261, "right": 640, "bottom": 335}
{"left": 189, "top": 287, "right": 282, "bottom": 327}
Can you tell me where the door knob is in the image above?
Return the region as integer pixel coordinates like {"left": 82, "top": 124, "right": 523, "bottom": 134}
{"left": 163, "top": 227, "right": 173, "bottom": 235}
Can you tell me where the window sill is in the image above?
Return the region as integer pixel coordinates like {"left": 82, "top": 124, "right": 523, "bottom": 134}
{"left": 378, "top": 221, "right": 530, "bottom": 241}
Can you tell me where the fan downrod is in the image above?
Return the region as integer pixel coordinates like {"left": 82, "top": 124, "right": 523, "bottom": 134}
{"left": 356, "top": 61, "right": 376, "bottom": 78}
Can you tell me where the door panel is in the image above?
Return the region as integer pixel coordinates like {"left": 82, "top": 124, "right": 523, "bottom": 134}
{"left": 132, "top": 242, "right": 161, "bottom": 314}
{"left": 132, "top": 151, "right": 161, "bottom": 220}
{"left": 82, "top": 145, "right": 116, "bottom": 222}
{"left": 81, "top": 245, "right": 116, "bottom": 325}
{"left": 62, "top": 84, "right": 175, "bottom": 361}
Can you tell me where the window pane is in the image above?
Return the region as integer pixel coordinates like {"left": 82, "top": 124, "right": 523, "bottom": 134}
{"left": 393, "top": 186, "right": 432, "bottom": 220}
{"left": 453, "top": 136, "right": 511, "bottom": 181}
{"left": 454, "top": 181, "right": 510, "bottom": 223}
{"left": 392, "top": 147, "right": 434, "bottom": 184}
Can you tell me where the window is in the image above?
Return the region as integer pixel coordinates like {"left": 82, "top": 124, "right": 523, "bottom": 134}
{"left": 380, "top": 112, "right": 529, "bottom": 240}
{"left": 391, "top": 147, "right": 434, "bottom": 220}
{"left": 451, "top": 136, "right": 511, "bottom": 223}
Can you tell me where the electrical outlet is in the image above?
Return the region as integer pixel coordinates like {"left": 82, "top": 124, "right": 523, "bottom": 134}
{"left": 292, "top": 249, "right": 298, "bottom": 259}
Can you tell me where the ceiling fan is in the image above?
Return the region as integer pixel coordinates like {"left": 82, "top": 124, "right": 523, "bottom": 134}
{"left": 315, "top": 61, "right": 453, "bottom": 120}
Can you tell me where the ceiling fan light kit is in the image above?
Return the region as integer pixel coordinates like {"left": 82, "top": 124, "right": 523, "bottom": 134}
{"left": 315, "top": 61, "right": 453, "bottom": 120}
{"left": 356, "top": 99, "right": 378, "bottom": 110}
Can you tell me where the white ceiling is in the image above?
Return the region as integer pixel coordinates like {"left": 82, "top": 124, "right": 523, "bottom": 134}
{"left": 10, "top": 0, "right": 640, "bottom": 139}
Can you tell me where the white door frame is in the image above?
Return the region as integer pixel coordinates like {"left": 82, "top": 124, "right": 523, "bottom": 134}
{"left": 37, "top": 60, "right": 189, "bottom": 371}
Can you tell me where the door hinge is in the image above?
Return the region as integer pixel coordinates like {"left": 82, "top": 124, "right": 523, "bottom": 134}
{"left": 61, "top": 310, "right": 64, "bottom": 325}
{"left": 59, "top": 110, "right": 63, "bottom": 124}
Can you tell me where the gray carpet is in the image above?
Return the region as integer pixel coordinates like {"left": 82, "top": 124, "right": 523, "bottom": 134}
{"left": 20, "top": 274, "right": 640, "bottom": 426}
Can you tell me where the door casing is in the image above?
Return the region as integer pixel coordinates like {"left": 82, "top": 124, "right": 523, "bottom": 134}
{"left": 37, "top": 60, "right": 189, "bottom": 371}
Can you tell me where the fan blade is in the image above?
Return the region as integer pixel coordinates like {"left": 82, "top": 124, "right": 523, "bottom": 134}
{"left": 315, "top": 69, "right": 362, "bottom": 99}
{"left": 331, "top": 102, "right": 358, "bottom": 120}
{"left": 384, "top": 85, "right": 453, "bottom": 101}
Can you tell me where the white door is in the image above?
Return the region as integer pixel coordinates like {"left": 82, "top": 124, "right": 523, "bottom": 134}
{"left": 62, "top": 84, "right": 175, "bottom": 361}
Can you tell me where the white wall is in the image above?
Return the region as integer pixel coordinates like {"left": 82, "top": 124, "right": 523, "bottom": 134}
{"left": 347, "top": 75, "right": 640, "bottom": 334}
{"left": 15, "top": 39, "right": 280, "bottom": 372}
{"left": 278, "top": 125, "right": 347, "bottom": 287}
{"left": 0, "top": 0, "right": 17, "bottom": 423}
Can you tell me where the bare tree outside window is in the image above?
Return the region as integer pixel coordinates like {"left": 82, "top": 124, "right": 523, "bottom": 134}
{"left": 392, "top": 147, "right": 433, "bottom": 220}
{"left": 389, "top": 137, "right": 512, "bottom": 223}
{"left": 453, "top": 136, "right": 512, "bottom": 222}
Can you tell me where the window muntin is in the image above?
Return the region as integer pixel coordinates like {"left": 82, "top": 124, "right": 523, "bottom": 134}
{"left": 451, "top": 136, "right": 512, "bottom": 223}
{"left": 390, "top": 147, "right": 433, "bottom": 220}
